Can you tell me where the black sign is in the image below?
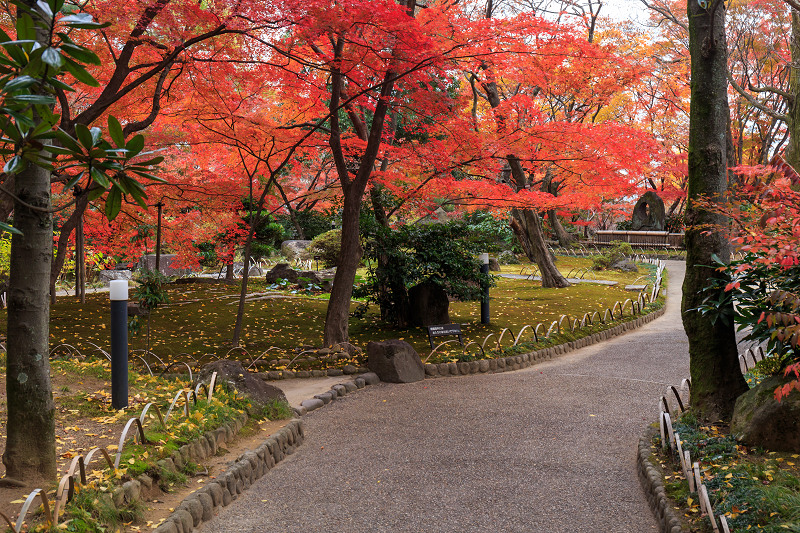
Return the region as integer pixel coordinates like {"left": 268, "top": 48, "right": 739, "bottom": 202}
{"left": 427, "top": 324, "right": 463, "bottom": 349}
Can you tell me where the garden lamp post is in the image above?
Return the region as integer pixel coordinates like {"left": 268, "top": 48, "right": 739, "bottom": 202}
{"left": 480, "top": 253, "right": 490, "bottom": 324}
{"left": 109, "top": 280, "right": 129, "bottom": 409}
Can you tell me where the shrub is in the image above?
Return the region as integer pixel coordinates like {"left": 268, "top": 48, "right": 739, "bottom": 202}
{"left": 307, "top": 229, "right": 342, "bottom": 267}
{"left": 497, "top": 250, "right": 520, "bottom": 265}
{"left": 592, "top": 241, "right": 633, "bottom": 270}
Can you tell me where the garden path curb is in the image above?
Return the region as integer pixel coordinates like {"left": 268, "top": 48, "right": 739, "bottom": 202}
{"left": 152, "top": 418, "right": 305, "bottom": 533}
{"left": 423, "top": 305, "right": 667, "bottom": 378}
{"left": 637, "top": 427, "right": 688, "bottom": 533}
{"left": 151, "top": 299, "right": 668, "bottom": 532}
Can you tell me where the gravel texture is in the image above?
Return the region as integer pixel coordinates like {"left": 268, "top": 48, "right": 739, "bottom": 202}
{"left": 197, "top": 261, "right": 689, "bottom": 533}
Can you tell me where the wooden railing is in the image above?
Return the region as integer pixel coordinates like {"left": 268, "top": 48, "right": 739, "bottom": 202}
{"left": 593, "top": 230, "right": 684, "bottom": 248}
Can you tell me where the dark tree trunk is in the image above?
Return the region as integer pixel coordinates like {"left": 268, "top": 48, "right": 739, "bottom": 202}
{"left": 547, "top": 209, "right": 574, "bottom": 246}
{"left": 511, "top": 208, "right": 569, "bottom": 288}
{"left": 231, "top": 228, "right": 253, "bottom": 347}
{"left": 3, "top": 159, "right": 56, "bottom": 485}
{"left": 225, "top": 263, "right": 234, "bottom": 281}
{"left": 786, "top": 11, "right": 800, "bottom": 170}
{"left": 323, "top": 190, "right": 365, "bottom": 345}
{"left": 682, "top": 0, "right": 748, "bottom": 421}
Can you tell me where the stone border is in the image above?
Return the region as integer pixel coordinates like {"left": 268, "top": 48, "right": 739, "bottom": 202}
{"left": 259, "top": 366, "right": 369, "bottom": 380}
{"left": 637, "top": 427, "right": 687, "bottom": 533}
{"left": 99, "top": 411, "right": 252, "bottom": 523}
{"left": 294, "top": 372, "right": 381, "bottom": 416}
{"left": 423, "top": 305, "right": 667, "bottom": 378}
{"left": 153, "top": 418, "right": 305, "bottom": 533}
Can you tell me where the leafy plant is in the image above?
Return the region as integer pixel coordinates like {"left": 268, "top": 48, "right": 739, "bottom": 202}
{"left": 591, "top": 241, "right": 634, "bottom": 270}
{"left": 131, "top": 268, "right": 171, "bottom": 350}
{"left": 307, "top": 229, "right": 342, "bottom": 268}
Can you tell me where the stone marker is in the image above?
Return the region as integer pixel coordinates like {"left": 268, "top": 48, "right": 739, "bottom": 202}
{"left": 195, "top": 360, "right": 287, "bottom": 412}
{"left": 366, "top": 340, "right": 425, "bottom": 383}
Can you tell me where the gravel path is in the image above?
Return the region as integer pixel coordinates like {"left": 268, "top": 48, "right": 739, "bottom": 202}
{"left": 198, "top": 261, "right": 689, "bottom": 533}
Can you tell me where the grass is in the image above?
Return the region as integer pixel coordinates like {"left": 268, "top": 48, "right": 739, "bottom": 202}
{"left": 0, "top": 256, "right": 660, "bottom": 372}
{"left": 655, "top": 410, "right": 800, "bottom": 532}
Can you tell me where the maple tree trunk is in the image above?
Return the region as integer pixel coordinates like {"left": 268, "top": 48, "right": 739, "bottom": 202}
{"left": 548, "top": 209, "right": 574, "bottom": 246}
{"left": 786, "top": 11, "right": 800, "bottom": 170}
{"left": 51, "top": 194, "right": 90, "bottom": 303}
{"left": 232, "top": 216, "right": 257, "bottom": 347}
{"left": 323, "top": 191, "right": 364, "bottom": 346}
{"left": 510, "top": 208, "right": 570, "bottom": 288}
{"left": 225, "top": 263, "right": 234, "bottom": 281}
{"left": 682, "top": 0, "right": 748, "bottom": 421}
{"left": 3, "top": 155, "right": 57, "bottom": 486}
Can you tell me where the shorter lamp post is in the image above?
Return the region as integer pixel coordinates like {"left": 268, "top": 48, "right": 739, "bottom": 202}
{"left": 479, "top": 253, "right": 490, "bottom": 324}
{"left": 109, "top": 280, "right": 129, "bottom": 409}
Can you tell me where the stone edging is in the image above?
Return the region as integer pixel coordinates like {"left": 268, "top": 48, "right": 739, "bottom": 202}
{"left": 637, "top": 427, "right": 687, "bottom": 533}
{"left": 151, "top": 418, "right": 304, "bottom": 533}
{"left": 423, "top": 305, "right": 667, "bottom": 378}
{"left": 103, "top": 411, "right": 251, "bottom": 523}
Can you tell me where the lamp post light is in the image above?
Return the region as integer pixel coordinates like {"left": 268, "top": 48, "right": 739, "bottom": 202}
{"left": 109, "top": 280, "right": 129, "bottom": 409}
{"left": 479, "top": 253, "right": 490, "bottom": 324}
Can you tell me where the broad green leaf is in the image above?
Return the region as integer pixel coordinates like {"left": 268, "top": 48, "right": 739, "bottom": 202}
{"left": 75, "top": 123, "right": 94, "bottom": 149}
{"left": 53, "top": 129, "right": 82, "bottom": 152}
{"left": 49, "top": 77, "right": 75, "bottom": 92}
{"left": 108, "top": 116, "right": 124, "bottom": 147}
{"left": 62, "top": 171, "right": 84, "bottom": 191}
{"left": 16, "top": 13, "right": 35, "bottom": 41}
{"left": 60, "top": 13, "right": 93, "bottom": 24}
{"left": 9, "top": 94, "right": 56, "bottom": 105}
{"left": 89, "top": 126, "right": 101, "bottom": 146}
{"left": 3, "top": 75, "right": 38, "bottom": 92}
{"left": 105, "top": 185, "right": 121, "bottom": 220}
{"left": 60, "top": 43, "right": 100, "bottom": 65}
{"left": 42, "top": 47, "right": 63, "bottom": 68}
{"left": 130, "top": 170, "right": 165, "bottom": 183}
{"left": 62, "top": 57, "right": 99, "bottom": 87}
{"left": 125, "top": 134, "right": 144, "bottom": 156}
{"left": 0, "top": 220, "right": 22, "bottom": 235}
{"left": 36, "top": 0, "right": 54, "bottom": 20}
{"left": 3, "top": 154, "right": 23, "bottom": 174}
{"left": 89, "top": 166, "right": 109, "bottom": 188}
{"left": 132, "top": 155, "right": 164, "bottom": 167}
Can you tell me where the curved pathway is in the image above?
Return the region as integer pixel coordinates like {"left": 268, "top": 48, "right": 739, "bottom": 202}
{"left": 199, "top": 261, "right": 689, "bottom": 532}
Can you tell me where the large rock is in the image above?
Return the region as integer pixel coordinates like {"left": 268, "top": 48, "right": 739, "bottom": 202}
{"left": 280, "top": 240, "right": 311, "bottom": 261}
{"left": 264, "top": 263, "right": 332, "bottom": 291}
{"left": 731, "top": 375, "right": 800, "bottom": 453}
{"left": 610, "top": 258, "right": 638, "bottom": 272}
{"left": 99, "top": 269, "right": 133, "bottom": 285}
{"left": 408, "top": 282, "right": 450, "bottom": 327}
{"left": 488, "top": 258, "right": 501, "bottom": 272}
{"left": 195, "top": 360, "right": 287, "bottom": 411}
{"left": 138, "top": 254, "right": 193, "bottom": 277}
{"left": 366, "top": 340, "right": 425, "bottom": 383}
{"left": 631, "top": 191, "right": 666, "bottom": 231}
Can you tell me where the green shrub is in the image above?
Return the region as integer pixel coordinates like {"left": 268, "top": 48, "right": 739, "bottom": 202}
{"left": 307, "top": 229, "right": 342, "bottom": 268}
{"left": 592, "top": 241, "right": 634, "bottom": 270}
{"left": 497, "top": 250, "right": 519, "bottom": 265}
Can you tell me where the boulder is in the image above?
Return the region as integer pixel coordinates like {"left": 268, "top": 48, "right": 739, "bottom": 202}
{"left": 631, "top": 190, "right": 666, "bottom": 231}
{"left": 280, "top": 240, "right": 311, "bottom": 261}
{"left": 264, "top": 263, "right": 333, "bottom": 291}
{"left": 195, "top": 360, "right": 287, "bottom": 412}
{"left": 138, "top": 254, "right": 193, "bottom": 277}
{"left": 488, "top": 258, "right": 501, "bottom": 272}
{"left": 610, "top": 258, "right": 638, "bottom": 272}
{"left": 408, "top": 282, "right": 450, "bottom": 327}
{"left": 731, "top": 375, "right": 800, "bottom": 453}
{"left": 366, "top": 340, "right": 425, "bottom": 383}
{"left": 99, "top": 269, "right": 133, "bottom": 285}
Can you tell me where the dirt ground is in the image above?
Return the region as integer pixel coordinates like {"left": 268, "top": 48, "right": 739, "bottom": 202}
{"left": 0, "top": 371, "right": 288, "bottom": 531}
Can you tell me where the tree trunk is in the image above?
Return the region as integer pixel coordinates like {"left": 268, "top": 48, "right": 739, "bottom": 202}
{"left": 511, "top": 208, "right": 570, "bottom": 288}
{"left": 547, "top": 209, "right": 574, "bottom": 245}
{"left": 786, "top": 11, "right": 800, "bottom": 170}
{"left": 232, "top": 218, "right": 256, "bottom": 347}
{"left": 225, "top": 262, "right": 234, "bottom": 281}
{"left": 323, "top": 191, "right": 365, "bottom": 346}
{"left": 3, "top": 160, "right": 57, "bottom": 485}
{"left": 50, "top": 192, "right": 90, "bottom": 303}
{"left": 682, "top": 0, "right": 748, "bottom": 421}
